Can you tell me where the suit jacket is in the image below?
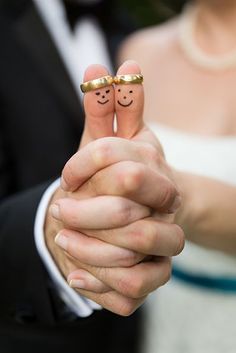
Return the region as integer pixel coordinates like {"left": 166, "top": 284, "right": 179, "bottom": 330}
{"left": 0, "top": 1, "right": 142, "bottom": 352}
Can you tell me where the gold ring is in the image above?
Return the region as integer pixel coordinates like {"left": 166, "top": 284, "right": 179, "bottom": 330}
{"left": 113, "top": 74, "right": 143, "bottom": 85}
{"left": 80, "top": 75, "right": 114, "bottom": 93}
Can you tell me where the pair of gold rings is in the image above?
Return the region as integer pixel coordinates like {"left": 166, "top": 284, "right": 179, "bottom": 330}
{"left": 80, "top": 74, "right": 143, "bottom": 93}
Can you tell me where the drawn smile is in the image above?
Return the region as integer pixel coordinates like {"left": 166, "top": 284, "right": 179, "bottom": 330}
{"left": 117, "top": 100, "right": 133, "bottom": 107}
{"left": 98, "top": 100, "right": 109, "bottom": 105}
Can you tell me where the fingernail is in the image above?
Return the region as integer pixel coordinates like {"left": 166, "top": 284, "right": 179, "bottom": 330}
{"left": 55, "top": 233, "right": 68, "bottom": 250}
{"left": 50, "top": 204, "right": 61, "bottom": 220}
{"left": 168, "top": 195, "right": 182, "bottom": 214}
{"left": 60, "top": 176, "right": 69, "bottom": 191}
{"left": 69, "top": 279, "right": 86, "bottom": 289}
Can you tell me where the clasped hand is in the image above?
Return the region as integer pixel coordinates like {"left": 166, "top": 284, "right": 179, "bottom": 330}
{"left": 45, "top": 61, "right": 184, "bottom": 316}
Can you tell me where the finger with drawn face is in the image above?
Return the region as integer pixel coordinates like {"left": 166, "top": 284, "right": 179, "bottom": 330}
{"left": 115, "top": 60, "right": 144, "bottom": 139}
{"left": 80, "top": 64, "right": 115, "bottom": 147}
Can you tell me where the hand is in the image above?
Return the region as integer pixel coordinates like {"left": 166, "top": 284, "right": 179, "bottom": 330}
{"left": 45, "top": 61, "right": 184, "bottom": 315}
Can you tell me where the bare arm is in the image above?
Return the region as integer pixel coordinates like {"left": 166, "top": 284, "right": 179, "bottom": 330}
{"left": 175, "top": 170, "right": 236, "bottom": 255}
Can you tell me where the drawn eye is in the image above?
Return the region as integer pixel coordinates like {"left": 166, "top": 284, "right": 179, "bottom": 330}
{"left": 106, "top": 89, "right": 110, "bottom": 94}
{"left": 118, "top": 89, "right": 121, "bottom": 92}
{"left": 95, "top": 92, "right": 101, "bottom": 96}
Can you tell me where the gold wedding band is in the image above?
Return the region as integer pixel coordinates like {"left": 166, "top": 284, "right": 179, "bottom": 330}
{"left": 80, "top": 73, "right": 143, "bottom": 93}
{"left": 113, "top": 74, "right": 143, "bottom": 85}
{"left": 80, "top": 75, "right": 114, "bottom": 93}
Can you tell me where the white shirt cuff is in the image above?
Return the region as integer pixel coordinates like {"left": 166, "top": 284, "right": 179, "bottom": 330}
{"left": 34, "top": 179, "right": 101, "bottom": 317}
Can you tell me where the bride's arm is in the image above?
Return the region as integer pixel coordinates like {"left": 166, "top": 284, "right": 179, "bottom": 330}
{"left": 174, "top": 170, "right": 236, "bottom": 255}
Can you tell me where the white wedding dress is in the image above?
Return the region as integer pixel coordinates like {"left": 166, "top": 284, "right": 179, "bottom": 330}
{"left": 141, "top": 122, "right": 236, "bottom": 353}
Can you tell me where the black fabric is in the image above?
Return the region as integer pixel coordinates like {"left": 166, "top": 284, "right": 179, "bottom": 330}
{"left": 63, "top": 0, "right": 107, "bottom": 30}
{"left": 0, "top": 0, "right": 142, "bottom": 352}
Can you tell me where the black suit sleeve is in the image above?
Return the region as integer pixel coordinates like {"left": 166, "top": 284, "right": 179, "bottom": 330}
{"left": 0, "top": 9, "right": 84, "bottom": 326}
{"left": 0, "top": 181, "right": 59, "bottom": 324}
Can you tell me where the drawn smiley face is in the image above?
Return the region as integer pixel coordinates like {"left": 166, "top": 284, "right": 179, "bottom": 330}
{"left": 95, "top": 88, "right": 111, "bottom": 105}
{"left": 117, "top": 88, "right": 133, "bottom": 107}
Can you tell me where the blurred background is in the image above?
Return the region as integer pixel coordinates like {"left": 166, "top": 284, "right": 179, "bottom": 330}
{"left": 120, "top": 0, "right": 187, "bottom": 27}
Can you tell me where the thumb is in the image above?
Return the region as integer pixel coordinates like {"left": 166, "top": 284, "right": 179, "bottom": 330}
{"left": 80, "top": 64, "right": 115, "bottom": 147}
{"left": 114, "top": 60, "right": 144, "bottom": 139}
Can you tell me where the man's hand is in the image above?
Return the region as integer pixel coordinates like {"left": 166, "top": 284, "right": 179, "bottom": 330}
{"left": 45, "top": 61, "right": 184, "bottom": 315}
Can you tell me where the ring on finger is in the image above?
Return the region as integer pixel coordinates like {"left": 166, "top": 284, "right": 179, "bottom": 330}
{"left": 80, "top": 75, "right": 114, "bottom": 93}
{"left": 113, "top": 74, "right": 143, "bottom": 85}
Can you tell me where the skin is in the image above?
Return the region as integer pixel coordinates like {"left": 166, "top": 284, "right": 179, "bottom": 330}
{"left": 118, "top": 0, "right": 236, "bottom": 253}
{"left": 95, "top": 88, "right": 111, "bottom": 105}
{"left": 117, "top": 88, "right": 134, "bottom": 107}
{"left": 115, "top": 63, "right": 144, "bottom": 139}
{"left": 80, "top": 65, "right": 115, "bottom": 145}
{"left": 45, "top": 61, "right": 184, "bottom": 315}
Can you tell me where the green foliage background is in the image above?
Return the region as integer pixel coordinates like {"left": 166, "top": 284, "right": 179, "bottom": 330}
{"left": 119, "top": 0, "right": 187, "bottom": 28}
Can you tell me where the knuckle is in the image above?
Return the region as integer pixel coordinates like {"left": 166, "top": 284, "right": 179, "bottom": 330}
{"left": 118, "top": 274, "right": 145, "bottom": 299}
{"left": 141, "top": 223, "right": 158, "bottom": 254}
{"left": 91, "top": 138, "right": 112, "bottom": 166}
{"left": 116, "top": 276, "right": 131, "bottom": 295}
{"left": 129, "top": 226, "right": 146, "bottom": 250}
{"left": 116, "top": 298, "right": 138, "bottom": 317}
{"left": 122, "top": 163, "right": 145, "bottom": 193}
{"left": 173, "top": 224, "right": 185, "bottom": 256}
{"left": 143, "top": 144, "right": 162, "bottom": 166}
{"left": 113, "top": 199, "right": 132, "bottom": 226}
{"left": 160, "top": 181, "right": 177, "bottom": 211}
{"left": 129, "top": 277, "right": 146, "bottom": 298}
{"left": 130, "top": 223, "right": 156, "bottom": 254}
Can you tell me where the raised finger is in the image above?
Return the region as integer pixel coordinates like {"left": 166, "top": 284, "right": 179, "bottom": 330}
{"left": 115, "top": 60, "right": 144, "bottom": 139}
{"left": 80, "top": 64, "right": 115, "bottom": 146}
